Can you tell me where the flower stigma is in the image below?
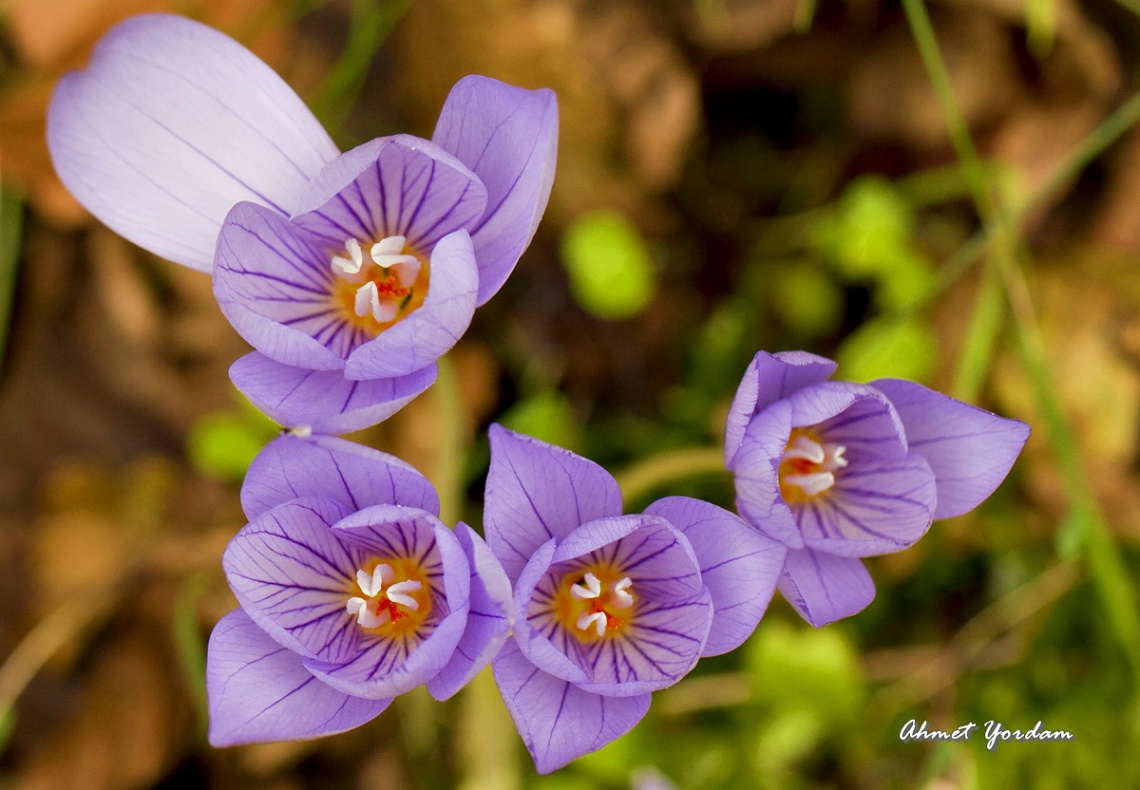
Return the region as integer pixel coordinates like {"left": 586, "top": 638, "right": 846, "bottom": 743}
{"left": 779, "top": 430, "right": 848, "bottom": 502}
{"left": 345, "top": 558, "right": 430, "bottom": 636}
{"left": 329, "top": 234, "right": 430, "bottom": 334}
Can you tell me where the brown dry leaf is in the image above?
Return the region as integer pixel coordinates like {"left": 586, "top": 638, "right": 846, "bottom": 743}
{"left": 685, "top": 0, "right": 800, "bottom": 53}
{"left": 18, "top": 633, "right": 187, "bottom": 790}
{"left": 396, "top": 0, "right": 698, "bottom": 225}
{"left": 848, "top": 10, "right": 1020, "bottom": 151}
{"left": 1089, "top": 127, "right": 1140, "bottom": 251}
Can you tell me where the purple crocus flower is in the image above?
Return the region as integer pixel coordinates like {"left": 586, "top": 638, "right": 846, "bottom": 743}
{"left": 724, "top": 350, "right": 1030, "bottom": 627}
{"left": 206, "top": 434, "right": 511, "bottom": 746}
{"left": 485, "top": 426, "right": 785, "bottom": 773}
{"left": 47, "top": 14, "right": 558, "bottom": 434}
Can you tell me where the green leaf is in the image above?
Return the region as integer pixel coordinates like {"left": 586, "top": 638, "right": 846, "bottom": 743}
{"left": 500, "top": 390, "right": 578, "bottom": 450}
{"left": 814, "top": 176, "right": 913, "bottom": 280}
{"left": 836, "top": 316, "right": 937, "bottom": 383}
{"left": 185, "top": 412, "right": 271, "bottom": 482}
{"left": 772, "top": 263, "right": 844, "bottom": 337}
{"left": 560, "top": 210, "right": 656, "bottom": 320}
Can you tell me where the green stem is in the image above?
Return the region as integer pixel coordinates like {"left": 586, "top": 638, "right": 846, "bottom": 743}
{"left": 614, "top": 447, "right": 728, "bottom": 506}
{"left": 0, "top": 189, "right": 24, "bottom": 376}
{"left": 433, "top": 353, "right": 465, "bottom": 526}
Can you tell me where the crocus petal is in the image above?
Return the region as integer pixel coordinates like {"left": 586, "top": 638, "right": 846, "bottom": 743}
{"left": 492, "top": 641, "right": 650, "bottom": 775}
{"left": 572, "top": 588, "right": 712, "bottom": 697}
{"left": 427, "top": 523, "right": 514, "bottom": 701}
{"left": 344, "top": 230, "right": 479, "bottom": 379}
{"left": 432, "top": 76, "right": 559, "bottom": 305}
{"left": 305, "top": 509, "right": 471, "bottom": 699}
{"left": 550, "top": 516, "right": 703, "bottom": 605}
{"left": 291, "top": 135, "right": 487, "bottom": 253}
{"left": 222, "top": 497, "right": 360, "bottom": 662}
{"left": 644, "top": 497, "right": 786, "bottom": 656}
{"left": 241, "top": 434, "right": 440, "bottom": 520}
{"left": 730, "top": 399, "right": 803, "bottom": 549}
{"left": 797, "top": 450, "right": 936, "bottom": 557}
{"left": 229, "top": 351, "right": 437, "bottom": 435}
{"left": 511, "top": 539, "right": 588, "bottom": 684}
{"left": 777, "top": 548, "right": 875, "bottom": 627}
{"left": 207, "top": 609, "right": 390, "bottom": 747}
{"left": 47, "top": 14, "right": 338, "bottom": 272}
{"left": 485, "top": 425, "right": 624, "bottom": 582}
{"left": 786, "top": 382, "right": 907, "bottom": 462}
{"left": 724, "top": 351, "right": 836, "bottom": 467}
{"left": 871, "top": 379, "right": 1030, "bottom": 520}
{"left": 214, "top": 201, "right": 348, "bottom": 369}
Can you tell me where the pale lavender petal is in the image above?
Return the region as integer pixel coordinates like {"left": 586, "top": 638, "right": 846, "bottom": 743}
{"left": 492, "top": 641, "right": 650, "bottom": 775}
{"left": 724, "top": 351, "right": 836, "bottom": 466}
{"left": 47, "top": 14, "right": 338, "bottom": 272}
{"left": 291, "top": 135, "right": 487, "bottom": 252}
{"left": 207, "top": 609, "right": 390, "bottom": 747}
{"left": 242, "top": 434, "right": 439, "bottom": 520}
{"left": 787, "top": 382, "right": 907, "bottom": 462}
{"left": 485, "top": 425, "right": 624, "bottom": 582}
{"left": 427, "top": 523, "right": 513, "bottom": 700}
{"left": 331, "top": 506, "right": 467, "bottom": 615}
{"left": 229, "top": 351, "right": 436, "bottom": 434}
{"left": 730, "top": 398, "right": 803, "bottom": 549}
{"left": 304, "top": 510, "right": 470, "bottom": 698}
{"left": 511, "top": 539, "right": 587, "bottom": 684}
{"left": 432, "top": 76, "right": 559, "bottom": 305}
{"left": 344, "top": 230, "right": 478, "bottom": 379}
{"left": 872, "top": 379, "right": 1031, "bottom": 520}
{"left": 304, "top": 608, "right": 469, "bottom": 699}
{"left": 222, "top": 497, "right": 359, "bottom": 662}
{"left": 778, "top": 548, "right": 875, "bottom": 627}
{"left": 796, "top": 450, "right": 936, "bottom": 557}
{"left": 214, "top": 202, "right": 349, "bottom": 368}
{"left": 550, "top": 516, "right": 703, "bottom": 605}
{"left": 644, "top": 497, "right": 786, "bottom": 656}
{"left": 573, "top": 588, "right": 712, "bottom": 696}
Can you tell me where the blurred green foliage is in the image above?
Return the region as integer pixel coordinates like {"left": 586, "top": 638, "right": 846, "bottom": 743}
{"left": 560, "top": 210, "right": 657, "bottom": 320}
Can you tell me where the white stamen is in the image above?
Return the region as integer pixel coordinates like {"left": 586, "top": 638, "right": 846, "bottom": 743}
{"left": 577, "top": 611, "right": 607, "bottom": 637}
{"left": 780, "top": 436, "right": 848, "bottom": 496}
{"left": 781, "top": 435, "right": 826, "bottom": 464}
{"left": 354, "top": 281, "right": 399, "bottom": 323}
{"left": 571, "top": 572, "right": 602, "bottom": 599}
{"left": 332, "top": 238, "right": 365, "bottom": 275}
{"left": 370, "top": 235, "right": 419, "bottom": 269}
{"left": 782, "top": 472, "right": 836, "bottom": 496}
{"left": 346, "top": 596, "right": 391, "bottom": 628}
{"left": 385, "top": 580, "right": 422, "bottom": 610}
{"left": 611, "top": 577, "right": 634, "bottom": 609}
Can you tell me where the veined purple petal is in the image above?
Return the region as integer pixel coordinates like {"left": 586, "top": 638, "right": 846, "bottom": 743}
{"left": 786, "top": 381, "right": 908, "bottom": 462}
{"left": 331, "top": 506, "right": 468, "bottom": 616}
{"left": 222, "top": 497, "right": 359, "bottom": 662}
{"left": 730, "top": 399, "right": 803, "bottom": 549}
{"left": 297, "top": 508, "right": 470, "bottom": 698}
{"left": 344, "top": 230, "right": 479, "bottom": 379}
{"left": 214, "top": 202, "right": 348, "bottom": 369}
{"left": 492, "top": 641, "right": 650, "bottom": 775}
{"left": 511, "top": 538, "right": 588, "bottom": 684}
{"left": 241, "top": 434, "right": 439, "bottom": 520}
{"left": 207, "top": 609, "right": 390, "bottom": 747}
{"left": 797, "top": 450, "right": 936, "bottom": 557}
{"left": 872, "top": 379, "right": 1030, "bottom": 520}
{"left": 725, "top": 351, "right": 836, "bottom": 467}
{"left": 48, "top": 14, "right": 338, "bottom": 272}
{"left": 427, "top": 523, "right": 514, "bottom": 701}
{"left": 291, "top": 135, "right": 487, "bottom": 252}
{"left": 432, "top": 76, "right": 559, "bottom": 305}
{"left": 572, "top": 587, "right": 712, "bottom": 697}
{"left": 550, "top": 516, "right": 703, "bottom": 605}
{"left": 304, "top": 606, "right": 469, "bottom": 699}
{"left": 485, "top": 425, "right": 624, "bottom": 582}
{"left": 778, "top": 548, "right": 875, "bottom": 627}
{"left": 644, "top": 497, "right": 786, "bottom": 656}
{"left": 229, "top": 351, "right": 436, "bottom": 435}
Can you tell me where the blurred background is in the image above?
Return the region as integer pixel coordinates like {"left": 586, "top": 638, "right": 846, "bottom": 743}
{"left": 1, "top": 0, "right": 1139, "bottom": 787}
